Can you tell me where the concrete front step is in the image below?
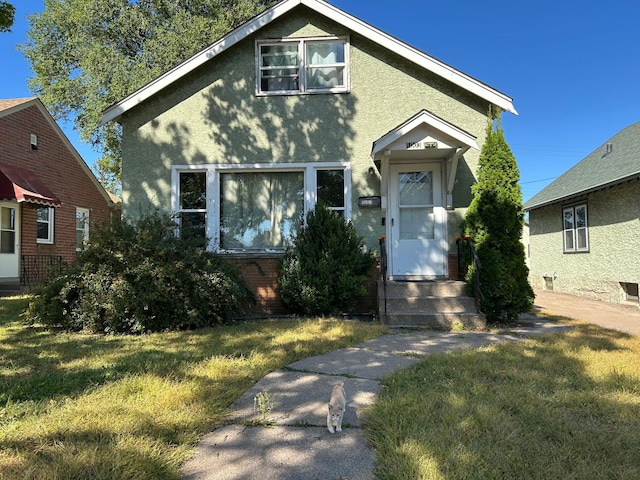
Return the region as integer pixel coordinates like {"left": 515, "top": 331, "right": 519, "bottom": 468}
{"left": 381, "top": 312, "right": 487, "bottom": 330}
{"left": 0, "top": 284, "right": 26, "bottom": 297}
{"left": 377, "top": 280, "right": 486, "bottom": 329}
{"left": 383, "top": 295, "right": 478, "bottom": 314}
{"left": 378, "top": 280, "right": 469, "bottom": 298}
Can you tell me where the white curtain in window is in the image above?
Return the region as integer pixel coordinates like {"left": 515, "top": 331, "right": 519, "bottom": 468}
{"left": 221, "top": 172, "right": 304, "bottom": 249}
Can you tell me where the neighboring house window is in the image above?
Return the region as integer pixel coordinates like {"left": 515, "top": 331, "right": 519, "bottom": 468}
{"left": 173, "top": 163, "right": 350, "bottom": 252}
{"left": 0, "top": 206, "right": 16, "bottom": 254}
{"left": 178, "top": 171, "right": 207, "bottom": 243}
{"left": 257, "top": 37, "right": 349, "bottom": 94}
{"left": 563, "top": 203, "right": 588, "bottom": 252}
{"left": 36, "top": 207, "right": 54, "bottom": 244}
{"left": 76, "top": 208, "right": 90, "bottom": 251}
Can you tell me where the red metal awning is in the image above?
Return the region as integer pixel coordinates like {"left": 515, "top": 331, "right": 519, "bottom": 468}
{"left": 0, "top": 163, "right": 61, "bottom": 207}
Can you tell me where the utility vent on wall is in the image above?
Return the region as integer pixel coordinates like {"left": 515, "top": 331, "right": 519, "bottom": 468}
{"left": 30, "top": 134, "right": 38, "bottom": 150}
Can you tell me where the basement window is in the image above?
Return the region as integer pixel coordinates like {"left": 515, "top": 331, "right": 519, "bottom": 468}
{"left": 621, "top": 282, "right": 639, "bottom": 303}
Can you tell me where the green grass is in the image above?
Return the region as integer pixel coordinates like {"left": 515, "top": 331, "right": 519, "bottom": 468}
{"left": 365, "top": 315, "right": 640, "bottom": 479}
{"left": 0, "top": 295, "right": 387, "bottom": 479}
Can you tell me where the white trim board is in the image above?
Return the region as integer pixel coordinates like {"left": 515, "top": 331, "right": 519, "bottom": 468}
{"left": 101, "top": 0, "right": 516, "bottom": 126}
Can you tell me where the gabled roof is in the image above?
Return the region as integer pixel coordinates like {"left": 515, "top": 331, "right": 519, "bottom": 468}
{"left": 101, "top": 0, "right": 516, "bottom": 126}
{"left": 0, "top": 98, "right": 34, "bottom": 113}
{"left": 525, "top": 121, "right": 640, "bottom": 210}
{"left": 0, "top": 97, "right": 114, "bottom": 206}
{"left": 371, "top": 109, "right": 479, "bottom": 158}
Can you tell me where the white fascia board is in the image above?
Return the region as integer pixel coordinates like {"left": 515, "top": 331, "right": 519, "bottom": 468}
{"left": 371, "top": 110, "right": 479, "bottom": 157}
{"left": 100, "top": 0, "right": 303, "bottom": 126}
{"left": 308, "top": 0, "right": 517, "bottom": 115}
{"left": 101, "top": 0, "right": 516, "bottom": 126}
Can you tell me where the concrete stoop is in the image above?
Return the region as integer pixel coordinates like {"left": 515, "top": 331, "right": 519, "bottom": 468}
{"left": 377, "top": 280, "right": 486, "bottom": 329}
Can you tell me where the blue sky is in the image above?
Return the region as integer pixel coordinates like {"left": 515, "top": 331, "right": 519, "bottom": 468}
{"left": 2, "top": 0, "right": 639, "bottom": 202}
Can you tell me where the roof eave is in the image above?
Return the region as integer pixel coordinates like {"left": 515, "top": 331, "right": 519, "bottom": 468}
{"left": 100, "top": 0, "right": 516, "bottom": 126}
{"left": 525, "top": 174, "right": 640, "bottom": 211}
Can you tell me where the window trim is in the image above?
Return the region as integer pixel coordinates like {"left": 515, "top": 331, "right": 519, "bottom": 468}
{"left": 36, "top": 206, "right": 54, "bottom": 244}
{"left": 75, "top": 207, "right": 90, "bottom": 251}
{"left": 172, "top": 162, "right": 351, "bottom": 253}
{"left": 255, "top": 36, "right": 350, "bottom": 96}
{"left": 562, "top": 202, "right": 589, "bottom": 253}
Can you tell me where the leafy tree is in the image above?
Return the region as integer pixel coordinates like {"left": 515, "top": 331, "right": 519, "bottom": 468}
{"left": 279, "top": 203, "right": 376, "bottom": 315}
{"left": 463, "top": 111, "right": 533, "bottom": 322}
{"left": 0, "top": 1, "right": 14, "bottom": 32}
{"left": 20, "top": 0, "right": 277, "bottom": 192}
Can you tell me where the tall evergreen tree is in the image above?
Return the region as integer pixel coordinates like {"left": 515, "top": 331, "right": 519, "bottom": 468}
{"left": 464, "top": 111, "right": 533, "bottom": 322}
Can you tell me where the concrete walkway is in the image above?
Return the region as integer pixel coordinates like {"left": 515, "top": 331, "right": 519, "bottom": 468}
{"left": 533, "top": 289, "right": 640, "bottom": 336}
{"left": 181, "top": 318, "right": 570, "bottom": 480}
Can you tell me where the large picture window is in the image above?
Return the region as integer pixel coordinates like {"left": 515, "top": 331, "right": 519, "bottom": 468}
{"left": 257, "top": 37, "right": 348, "bottom": 94}
{"left": 221, "top": 171, "right": 304, "bottom": 249}
{"left": 563, "top": 203, "right": 588, "bottom": 253}
{"left": 173, "top": 163, "right": 350, "bottom": 252}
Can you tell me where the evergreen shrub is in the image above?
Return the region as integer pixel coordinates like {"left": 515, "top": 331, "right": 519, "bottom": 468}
{"left": 463, "top": 113, "right": 534, "bottom": 322}
{"left": 25, "top": 214, "right": 251, "bottom": 333}
{"left": 278, "top": 203, "right": 375, "bottom": 315}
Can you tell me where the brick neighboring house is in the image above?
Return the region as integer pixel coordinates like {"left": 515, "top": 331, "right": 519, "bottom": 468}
{"left": 525, "top": 120, "right": 640, "bottom": 306}
{"left": 0, "top": 98, "right": 114, "bottom": 286}
{"left": 100, "top": 0, "right": 517, "bottom": 315}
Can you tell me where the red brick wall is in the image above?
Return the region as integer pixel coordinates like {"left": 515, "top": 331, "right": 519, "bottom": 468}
{"left": 0, "top": 102, "right": 113, "bottom": 269}
{"left": 231, "top": 256, "right": 380, "bottom": 316}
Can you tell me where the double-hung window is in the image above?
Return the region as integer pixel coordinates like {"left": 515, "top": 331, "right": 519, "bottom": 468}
{"left": 257, "top": 37, "right": 349, "bottom": 94}
{"left": 177, "top": 171, "right": 207, "bottom": 245}
{"left": 36, "top": 207, "right": 54, "bottom": 244}
{"left": 173, "top": 163, "right": 350, "bottom": 252}
{"left": 563, "top": 203, "right": 588, "bottom": 252}
{"left": 76, "top": 208, "right": 90, "bottom": 251}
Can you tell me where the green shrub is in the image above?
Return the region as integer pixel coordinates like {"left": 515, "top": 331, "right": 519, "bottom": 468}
{"left": 25, "top": 214, "right": 251, "bottom": 333}
{"left": 463, "top": 113, "right": 534, "bottom": 322}
{"left": 278, "top": 203, "right": 375, "bottom": 315}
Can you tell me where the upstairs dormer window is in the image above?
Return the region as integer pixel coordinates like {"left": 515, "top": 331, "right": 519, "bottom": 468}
{"left": 257, "top": 37, "right": 349, "bottom": 95}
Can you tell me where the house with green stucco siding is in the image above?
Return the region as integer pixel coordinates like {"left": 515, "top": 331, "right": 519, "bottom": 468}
{"left": 101, "top": 0, "right": 517, "bottom": 317}
{"left": 525, "top": 121, "right": 640, "bottom": 307}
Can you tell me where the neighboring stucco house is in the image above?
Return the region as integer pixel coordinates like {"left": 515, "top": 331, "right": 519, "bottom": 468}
{"left": 525, "top": 121, "right": 640, "bottom": 306}
{"left": 101, "top": 0, "right": 517, "bottom": 314}
{"left": 0, "top": 98, "right": 114, "bottom": 286}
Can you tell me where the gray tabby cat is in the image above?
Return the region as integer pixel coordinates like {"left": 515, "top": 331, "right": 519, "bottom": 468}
{"left": 327, "top": 382, "right": 346, "bottom": 433}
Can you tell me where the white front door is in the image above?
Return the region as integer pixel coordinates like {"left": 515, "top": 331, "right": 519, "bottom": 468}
{"left": 388, "top": 163, "right": 446, "bottom": 277}
{"left": 0, "top": 203, "right": 20, "bottom": 279}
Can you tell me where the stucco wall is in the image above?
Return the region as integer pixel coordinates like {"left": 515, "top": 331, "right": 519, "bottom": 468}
{"left": 528, "top": 180, "right": 640, "bottom": 303}
{"left": 120, "top": 7, "right": 490, "bottom": 251}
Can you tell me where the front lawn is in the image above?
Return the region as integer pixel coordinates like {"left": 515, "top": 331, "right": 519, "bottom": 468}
{"left": 0, "top": 296, "right": 386, "bottom": 479}
{"left": 365, "top": 315, "right": 640, "bottom": 479}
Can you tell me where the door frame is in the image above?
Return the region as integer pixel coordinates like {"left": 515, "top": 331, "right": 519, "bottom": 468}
{"left": 0, "top": 202, "right": 21, "bottom": 281}
{"left": 386, "top": 161, "right": 447, "bottom": 279}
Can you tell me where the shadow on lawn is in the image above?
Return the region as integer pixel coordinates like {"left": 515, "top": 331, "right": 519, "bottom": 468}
{"left": 368, "top": 322, "right": 640, "bottom": 479}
